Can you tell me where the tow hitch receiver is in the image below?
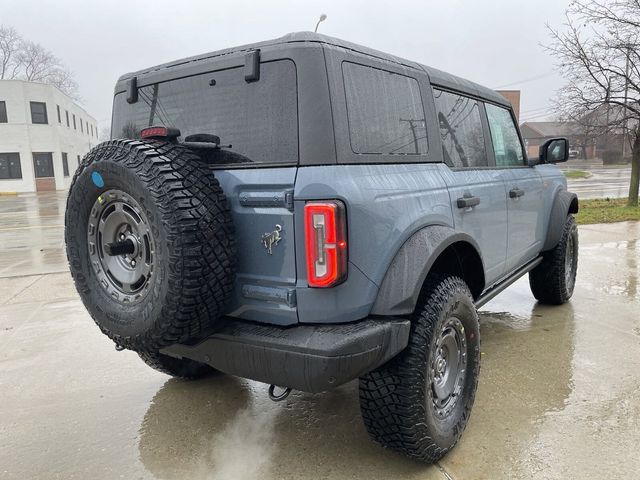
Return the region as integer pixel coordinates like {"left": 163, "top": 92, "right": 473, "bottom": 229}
{"left": 268, "top": 385, "right": 292, "bottom": 402}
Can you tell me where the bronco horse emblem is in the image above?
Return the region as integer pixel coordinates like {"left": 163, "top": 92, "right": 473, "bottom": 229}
{"left": 261, "top": 224, "right": 283, "bottom": 255}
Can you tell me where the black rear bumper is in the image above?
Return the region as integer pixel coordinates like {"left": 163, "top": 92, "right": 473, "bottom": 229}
{"left": 161, "top": 317, "right": 410, "bottom": 393}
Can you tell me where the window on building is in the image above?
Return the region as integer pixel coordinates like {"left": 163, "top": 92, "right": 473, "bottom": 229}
{"left": 80, "top": 118, "right": 83, "bottom": 133}
{"left": 62, "top": 152, "right": 69, "bottom": 177}
{"left": 0, "top": 153, "right": 22, "bottom": 179}
{"left": 485, "top": 103, "right": 525, "bottom": 167}
{"left": 32, "top": 153, "right": 54, "bottom": 178}
{"left": 72, "top": 114, "right": 76, "bottom": 130}
{"left": 90, "top": 124, "right": 93, "bottom": 136}
{"left": 77, "top": 154, "right": 81, "bottom": 166}
{"left": 65, "top": 110, "right": 70, "bottom": 127}
{"left": 342, "top": 62, "right": 428, "bottom": 155}
{"left": 0, "top": 101, "right": 7, "bottom": 123}
{"left": 433, "top": 89, "right": 487, "bottom": 168}
{"left": 30, "top": 102, "right": 48, "bottom": 124}
{"left": 57, "top": 105, "right": 61, "bottom": 123}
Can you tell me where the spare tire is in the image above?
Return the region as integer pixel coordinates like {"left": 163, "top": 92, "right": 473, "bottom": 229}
{"left": 65, "top": 139, "right": 236, "bottom": 351}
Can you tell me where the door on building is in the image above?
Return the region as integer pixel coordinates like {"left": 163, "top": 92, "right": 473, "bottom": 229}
{"left": 32, "top": 152, "right": 56, "bottom": 192}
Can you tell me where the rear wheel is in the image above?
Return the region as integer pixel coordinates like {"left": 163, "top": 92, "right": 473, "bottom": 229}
{"left": 529, "top": 215, "right": 578, "bottom": 305}
{"left": 65, "top": 140, "right": 236, "bottom": 352}
{"left": 359, "top": 274, "right": 480, "bottom": 463}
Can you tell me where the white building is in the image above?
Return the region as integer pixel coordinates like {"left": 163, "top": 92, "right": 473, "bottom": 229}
{"left": 0, "top": 80, "right": 98, "bottom": 193}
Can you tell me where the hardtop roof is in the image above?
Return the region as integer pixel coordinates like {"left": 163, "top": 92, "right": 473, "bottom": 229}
{"left": 119, "top": 32, "right": 510, "bottom": 108}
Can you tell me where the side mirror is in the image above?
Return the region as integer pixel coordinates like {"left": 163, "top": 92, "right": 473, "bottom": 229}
{"left": 539, "top": 138, "right": 569, "bottom": 164}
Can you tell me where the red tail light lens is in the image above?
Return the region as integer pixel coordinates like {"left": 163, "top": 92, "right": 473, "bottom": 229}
{"left": 304, "top": 201, "right": 347, "bottom": 288}
{"left": 140, "top": 126, "right": 181, "bottom": 139}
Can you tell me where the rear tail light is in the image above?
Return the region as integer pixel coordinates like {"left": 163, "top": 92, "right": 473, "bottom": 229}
{"left": 304, "top": 201, "right": 347, "bottom": 288}
{"left": 140, "top": 126, "right": 181, "bottom": 140}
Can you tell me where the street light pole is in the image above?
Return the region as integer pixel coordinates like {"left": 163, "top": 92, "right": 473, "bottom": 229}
{"left": 314, "top": 14, "right": 327, "bottom": 33}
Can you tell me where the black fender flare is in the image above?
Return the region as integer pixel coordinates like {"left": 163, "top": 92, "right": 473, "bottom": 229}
{"left": 543, "top": 190, "right": 579, "bottom": 251}
{"left": 371, "top": 225, "right": 484, "bottom": 316}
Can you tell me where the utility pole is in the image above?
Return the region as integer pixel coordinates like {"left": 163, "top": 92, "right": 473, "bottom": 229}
{"left": 622, "top": 44, "right": 631, "bottom": 159}
{"left": 604, "top": 81, "right": 611, "bottom": 160}
{"left": 399, "top": 118, "right": 424, "bottom": 154}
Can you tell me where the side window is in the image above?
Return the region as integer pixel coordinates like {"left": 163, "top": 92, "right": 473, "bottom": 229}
{"left": 0, "top": 101, "right": 7, "bottom": 123}
{"left": 485, "top": 103, "right": 524, "bottom": 167}
{"left": 30, "top": 102, "right": 48, "bottom": 124}
{"left": 62, "top": 152, "right": 69, "bottom": 177}
{"left": 0, "top": 153, "right": 22, "bottom": 179}
{"left": 433, "top": 89, "right": 487, "bottom": 168}
{"left": 342, "top": 62, "right": 428, "bottom": 155}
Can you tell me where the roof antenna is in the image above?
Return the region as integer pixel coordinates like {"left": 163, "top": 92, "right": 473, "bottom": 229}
{"left": 314, "top": 14, "right": 327, "bottom": 33}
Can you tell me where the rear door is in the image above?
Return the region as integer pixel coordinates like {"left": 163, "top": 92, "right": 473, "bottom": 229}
{"left": 111, "top": 56, "right": 301, "bottom": 325}
{"left": 432, "top": 89, "right": 509, "bottom": 285}
{"left": 484, "top": 103, "right": 545, "bottom": 271}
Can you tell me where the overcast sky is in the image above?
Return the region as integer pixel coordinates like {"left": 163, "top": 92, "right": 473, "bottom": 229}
{"left": 3, "top": 0, "right": 570, "bottom": 131}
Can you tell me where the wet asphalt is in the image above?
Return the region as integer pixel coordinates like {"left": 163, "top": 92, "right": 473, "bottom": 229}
{"left": 0, "top": 192, "right": 639, "bottom": 480}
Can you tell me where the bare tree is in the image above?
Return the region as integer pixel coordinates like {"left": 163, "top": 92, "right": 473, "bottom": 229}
{"left": 16, "top": 40, "right": 79, "bottom": 99}
{"left": 0, "top": 26, "right": 21, "bottom": 79}
{"left": 547, "top": 0, "right": 640, "bottom": 206}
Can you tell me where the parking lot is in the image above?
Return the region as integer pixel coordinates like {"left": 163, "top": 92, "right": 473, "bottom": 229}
{"left": 1, "top": 191, "right": 639, "bottom": 480}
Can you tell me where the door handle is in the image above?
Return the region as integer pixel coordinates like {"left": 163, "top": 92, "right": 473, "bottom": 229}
{"left": 509, "top": 188, "right": 525, "bottom": 198}
{"left": 457, "top": 195, "right": 481, "bottom": 209}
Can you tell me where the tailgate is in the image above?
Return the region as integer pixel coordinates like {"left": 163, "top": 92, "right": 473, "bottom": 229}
{"left": 215, "top": 167, "right": 298, "bottom": 326}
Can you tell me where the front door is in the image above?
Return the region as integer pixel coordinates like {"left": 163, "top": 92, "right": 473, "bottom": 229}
{"left": 484, "top": 103, "right": 545, "bottom": 271}
{"left": 33, "top": 152, "right": 55, "bottom": 192}
{"left": 433, "top": 89, "right": 509, "bottom": 285}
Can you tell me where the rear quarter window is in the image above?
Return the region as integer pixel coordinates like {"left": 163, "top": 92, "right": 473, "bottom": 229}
{"left": 111, "top": 59, "right": 298, "bottom": 165}
{"left": 342, "top": 62, "right": 428, "bottom": 156}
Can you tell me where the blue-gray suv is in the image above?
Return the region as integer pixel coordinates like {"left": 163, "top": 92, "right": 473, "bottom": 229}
{"left": 65, "top": 32, "right": 579, "bottom": 462}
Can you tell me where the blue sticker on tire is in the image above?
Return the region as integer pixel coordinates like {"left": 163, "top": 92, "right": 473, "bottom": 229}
{"left": 91, "top": 171, "right": 105, "bottom": 188}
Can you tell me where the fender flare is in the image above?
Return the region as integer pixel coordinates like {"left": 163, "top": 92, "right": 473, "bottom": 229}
{"left": 543, "top": 190, "right": 579, "bottom": 251}
{"left": 371, "top": 225, "right": 484, "bottom": 316}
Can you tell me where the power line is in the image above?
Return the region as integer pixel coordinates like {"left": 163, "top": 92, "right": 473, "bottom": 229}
{"left": 493, "top": 71, "right": 556, "bottom": 90}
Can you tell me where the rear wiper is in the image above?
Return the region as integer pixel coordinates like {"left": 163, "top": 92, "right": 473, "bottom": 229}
{"left": 182, "top": 133, "right": 232, "bottom": 149}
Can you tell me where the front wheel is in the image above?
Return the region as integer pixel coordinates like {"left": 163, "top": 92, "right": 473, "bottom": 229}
{"left": 529, "top": 215, "right": 578, "bottom": 305}
{"left": 359, "top": 274, "right": 480, "bottom": 463}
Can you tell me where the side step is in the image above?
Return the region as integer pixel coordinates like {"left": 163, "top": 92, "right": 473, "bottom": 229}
{"left": 475, "top": 256, "right": 543, "bottom": 308}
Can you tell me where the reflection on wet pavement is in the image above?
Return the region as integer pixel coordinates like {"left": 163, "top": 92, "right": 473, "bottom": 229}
{"left": 1, "top": 192, "right": 639, "bottom": 479}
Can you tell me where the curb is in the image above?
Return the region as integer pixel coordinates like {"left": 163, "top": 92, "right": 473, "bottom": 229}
{"left": 0, "top": 192, "right": 18, "bottom": 196}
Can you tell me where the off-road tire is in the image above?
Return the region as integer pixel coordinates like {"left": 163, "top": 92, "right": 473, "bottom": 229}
{"left": 529, "top": 215, "right": 578, "bottom": 305}
{"left": 65, "top": 139, "right": 236, "bottom": 352}
{"left": 359, "top": 274, "right": 480, "bottom": 463}
{"left": 138, "top": 350, "right": 217, "bottom": 379}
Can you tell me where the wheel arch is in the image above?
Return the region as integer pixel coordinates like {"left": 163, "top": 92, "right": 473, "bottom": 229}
{"left": 371, "top": 225, "right": 486, "bottom": 316}
{"left": 542, "top": 190, "right": 578, "bottom": 251}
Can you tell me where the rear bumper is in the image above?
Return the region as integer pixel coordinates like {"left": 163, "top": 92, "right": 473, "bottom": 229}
{"left": 161, "top": 317, "right": 410, "bottom": 393}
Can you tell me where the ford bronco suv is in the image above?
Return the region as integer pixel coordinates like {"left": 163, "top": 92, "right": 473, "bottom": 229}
{"left": 65, "top": 32, "right": 579, "bottom": 462}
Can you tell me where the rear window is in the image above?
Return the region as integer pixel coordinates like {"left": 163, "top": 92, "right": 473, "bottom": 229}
{"left": 342, "top": 62, "right": 428, "bottom": 156}
{"left": 111, "top": 59, "right": 298, "bottom": 165}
